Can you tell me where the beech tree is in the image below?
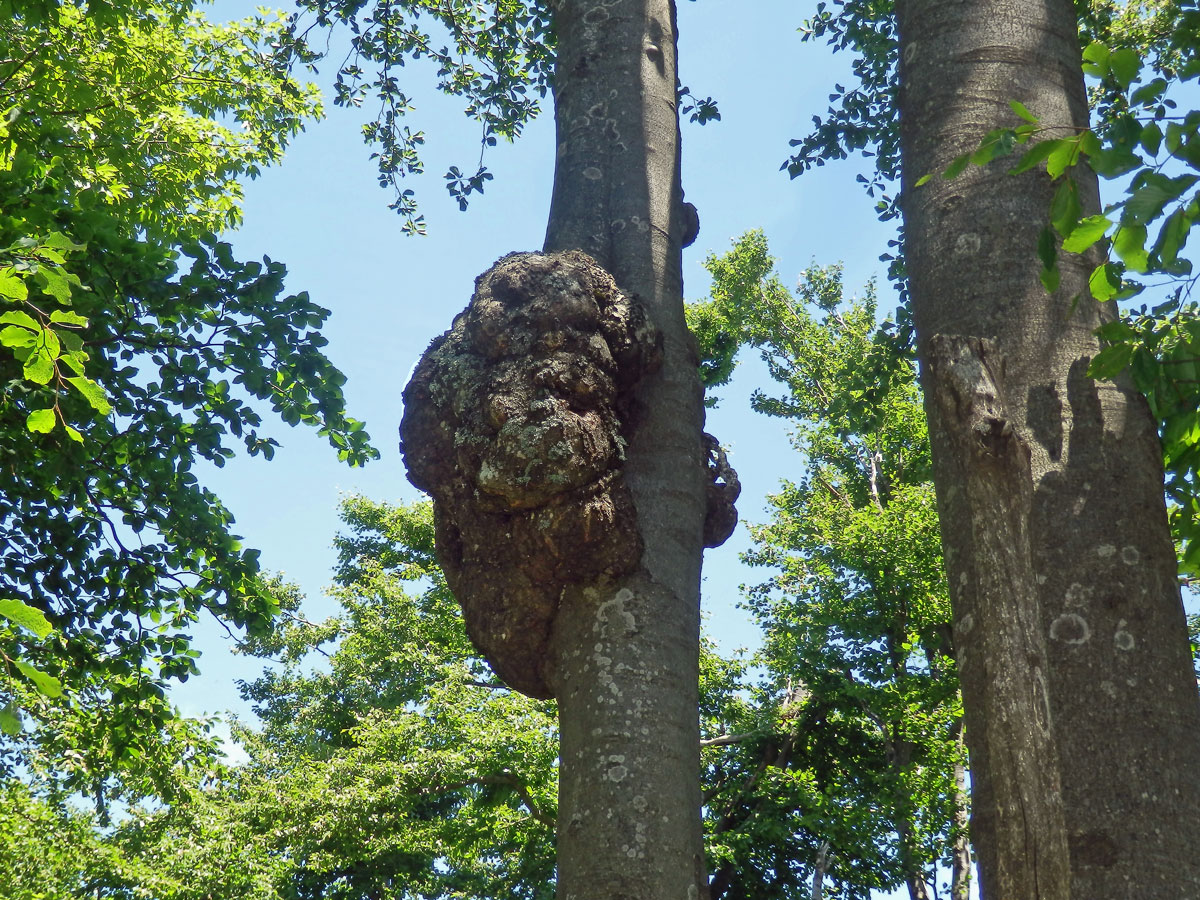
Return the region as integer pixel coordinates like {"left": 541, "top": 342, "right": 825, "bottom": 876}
{"left": 895, "top": 0, "right": 1200, "bottom": 895}
{"left": 397, "top": 1, "right": 715, "bottom": 895}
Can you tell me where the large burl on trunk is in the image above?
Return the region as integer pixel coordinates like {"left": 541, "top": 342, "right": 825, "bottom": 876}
{"left": 400, "top": 250, "right": 663, "bottom": 698}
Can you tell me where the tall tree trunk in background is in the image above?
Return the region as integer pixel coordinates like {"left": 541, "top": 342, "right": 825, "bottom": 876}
{"left": 543, "top": 1, "right": 710, "bottom": 897}
{"left": 896, "top": 0, "right": 1200, "bottom": 896}
{"left": 948, "top": 724, "right": 971, "bottom": 900}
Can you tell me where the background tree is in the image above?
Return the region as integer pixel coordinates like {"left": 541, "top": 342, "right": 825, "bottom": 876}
{"left": 895, "top": 0, "right": 1200, "bottom": 895}
{"left": 691, "top": 232, "right": 969, "bottom": 900}
{"left": 0, "top": 0, "right": 376, "bottom": 807}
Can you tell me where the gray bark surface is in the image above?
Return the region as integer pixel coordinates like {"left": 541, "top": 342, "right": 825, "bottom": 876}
{"left": 896, "top": 0, "right": 1200, "bottom": 896}
{"left": 543, "top": 1, "right": 710, "bottom": 897}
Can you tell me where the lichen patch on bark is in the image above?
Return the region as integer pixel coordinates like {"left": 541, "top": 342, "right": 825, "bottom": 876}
{"left": 400, "top": 251, "right": 663, "bottom": 699}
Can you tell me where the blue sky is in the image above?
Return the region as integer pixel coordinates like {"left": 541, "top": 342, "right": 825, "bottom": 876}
{"left": 179, "top": 0, "right": 898, "bottom": 720}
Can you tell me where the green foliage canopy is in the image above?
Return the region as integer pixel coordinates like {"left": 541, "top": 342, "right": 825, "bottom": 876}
{"left": 690, "top": 232, "right": 966, "bottom": 899}
{"left": 0, "top": 0, "right": 376, "bottom": 803}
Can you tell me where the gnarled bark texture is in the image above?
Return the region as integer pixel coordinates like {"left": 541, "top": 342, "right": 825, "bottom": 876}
{"left": 542, "top": 2, "right": 710, "bottom": 898}
{"left": 896, "top": 0, "right": 1200, "bottom": 897}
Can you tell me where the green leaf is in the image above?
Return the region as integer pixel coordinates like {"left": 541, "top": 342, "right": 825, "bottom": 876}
{"left": 35, "top": 269, "right": 72, "bottom": 304}
{"left": 1088, "top": 342, "right": 1133, "bottom": 378}
{"left": 1130, "top": 346, "right": 1157, "bottom": 390}
{"left": 64, "top": 425, "right": 83, "bottom": 443}
{"left": 1112, "top": 224, "right": 1149, "bottom": 272}
{"left": 42, "top": 232, "right": 86, "bottom": 252}
{"left": 1088, "top": 263, "right": 1120, "bottom": 302}
{"left": 1108, "top": 48, "right": 1141, "bottom": 88}
{"left": 14, "top": 660, "right": 63, "bottom": 698}
{"left": 0, "top": 270, "right": 27, "bottom": 302}
{"left": 971, "top": 128, "right": 1016, "bottom": 165}
{"left": 1153, "top": 208, "right": 1192, "bottom": 268}
{"left": 1050, "top": 178, "right": 1082, "bottom": 236}
{"left": 0, "top": 598, "right": 53, "bottom": 638}
{"left": 1037, "top": 225, "right": 1058, "bottom": 271}
{"left": 23, "top": 349, "right": 55, "bottom": 384}
{"left": 1040, "top": 264, "right": 1061, "bottom": 293}
{"left": 1061, "top": 215, "right": 1110, "bottom": 253}
{"left": 0, "top": 324, "right": 37, "bottom": 347}
{"left": 1009, "top": 100, "right": 1038, "bottom": 123}
{"left": 915, "top": 172, "right": 933, "bottom": 187}
{"left": 49, "top": 309, "right": 88, "bottom": 327}
{"left": 1009, "top": 139, "right": 1060, "bottom": 175}
{"left": 1046, "top": 140, "right": 1079, "bottom": 179}
{"left": 1095, "top": 319, "right": 1137, "bottom": 342}
{"left": 66, "top": 376, "right": 112, "bottom": 415}
{"left": 1131, "top": 78, "right": 1168, "bottom": 107}
{"left": 0, "top": 703, "right": 20, "bottom": 737}
{"left": 25, "top": 408, "right": 56, "bottom": 433}
{"left": 942, "top": 153, "right": 970, "bottom": 180}
{"left": 1081, "top": 41, "right": 1110, "bottom": 79}
{"left": 0, "top": 309, "right": 39, "bottom": 330}
{"left": 1140, "top": 122, "right": 1163, "bottom": 156}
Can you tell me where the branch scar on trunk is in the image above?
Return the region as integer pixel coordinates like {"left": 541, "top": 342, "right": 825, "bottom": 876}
{"left": 400, "top": 250, "right": 663, "bottom": 699}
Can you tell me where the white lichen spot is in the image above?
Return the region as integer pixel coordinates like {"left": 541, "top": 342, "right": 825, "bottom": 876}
{"left": 1096, "top": 544, "right": 1117, "bottom": 558}
{"left": 583, "top": 166, "right": 603, "bottom": 180}
{"left": 1101, "top": 679, "right": 1117, "bottom": 699}
{"left": 957, "top": 613, "right": 975, "bottom": 635}
{"left": 596, "top": 588, "right": 637, "bottom": 636}
{"left": 1121, "top": 545, "right": 1140, "bottom": 566}
{"left": 1064, "top": 582, "right": 1093, "bottom": 608}
{"left": 626, "top": 847, "right": 638, "bottom": 858}
{"left": 1049, "top": 612, "right": 1091, "bottom": 645}
{"left": 688, "top": 886, "right": 700, "bottom": 900}
{"left": 958, "top": 571, "right": 968, "bottom": 587}
{"left": 954, "top": 232, "right": 981, "bottom": 255}
{"left": 1036, "top": 574, "right": 1047, "bottom": 585}
{"left": 1114, "top": 619, "right": 1136, "bottom": 652}
{"left": 632, "top": 795, "right": 648, "bottom": 811}
{"left": 903, "top": 41, "right": 919, "bottom": 65}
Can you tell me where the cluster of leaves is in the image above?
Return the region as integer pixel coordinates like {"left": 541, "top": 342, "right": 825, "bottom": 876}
{"left": 0, "top": 0, "right": 376, "bottom": 805}
{"left": 786, "top": 0, "right": 900, "bottom": 211}
{"left": 275, "top": 0, "right": 555, "bottom": 233}
{"left": 689, "top": 233, "right": 968, "bottom": 900}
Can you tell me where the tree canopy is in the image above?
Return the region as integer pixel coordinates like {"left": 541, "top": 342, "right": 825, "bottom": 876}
{"left": 0, "top": 0, "right": 375, "bottom": 805}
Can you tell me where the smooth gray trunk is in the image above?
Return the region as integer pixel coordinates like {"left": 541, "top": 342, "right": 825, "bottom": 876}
{"left": 896, "top": 0, "right": 1200, "bottom": 897}
{"left": 543, "top": 1, "right": 709, "bottom": 898}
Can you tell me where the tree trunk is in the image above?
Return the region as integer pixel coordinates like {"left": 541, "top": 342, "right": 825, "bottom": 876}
{"left": 949, "top": 723, "right": 972, "bottom": 900}
{"left": 542, "top": 1, "right": 710, "bottom": 898}
{"left": 896, "top": 0, "right": 1200, "bottom": 897}
{"left": 811, "top": 839, "right": 830, "bottom": 900}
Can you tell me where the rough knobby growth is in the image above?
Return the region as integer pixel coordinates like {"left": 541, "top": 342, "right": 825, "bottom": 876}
{"left": 702, "top": 432, "right": 740, "bottom": 548}
{"left": 400, "top": 251, "right": 663, "bottom": 698}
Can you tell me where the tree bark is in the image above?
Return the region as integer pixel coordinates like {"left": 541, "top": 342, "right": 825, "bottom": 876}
{"left": 896, "top": 0, "right": 1200, "bottom": 897}
{"left": 542, "top": 1, "right": 709, "bottom": 898}
{"left": 949, "top": 722, "right": 972, "bottom": 900}
{"left": 811, "top": 839, "right": 830, "bottom": 900}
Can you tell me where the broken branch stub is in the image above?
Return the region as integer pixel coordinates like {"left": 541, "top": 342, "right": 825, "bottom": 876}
{"left": 400, "top": 251, "right": 663, "bottom": 699}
